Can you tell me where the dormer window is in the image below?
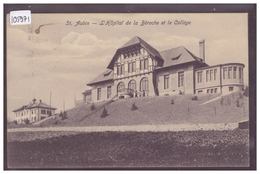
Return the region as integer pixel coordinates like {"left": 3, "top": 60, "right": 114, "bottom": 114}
{"left": 104, "top": 71, "right": 111, "bottom": 76}
{"left": 171, "top": 54, "right": 182, "bottom": 61}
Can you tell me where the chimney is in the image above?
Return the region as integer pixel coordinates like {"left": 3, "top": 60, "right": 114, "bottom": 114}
{"left": 40, "top": 100, "right": 42, "bottom": 103}
{"left": 32, "top": 98, "right": 36, "bottom": 104}
{"left": 199, "top": 39, "right": 205, "bottom": 62}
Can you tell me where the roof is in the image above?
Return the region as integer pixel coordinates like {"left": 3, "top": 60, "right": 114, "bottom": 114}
{"left": 82, "top": 89, "right": 92, "bottom": 95}
{"left": 13, "top": 100, "right": 57, "bottom": 112}
{"left": 87, "top": 69, "right": 113, "bottom": 86}
{"left": 107, "top": 36, "right": 163, "bottom": 69}
{"left": 158, "top": 46, "right": 207, "bottom": 69}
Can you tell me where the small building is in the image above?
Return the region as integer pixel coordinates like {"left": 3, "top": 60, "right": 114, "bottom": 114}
{"left": 82, "top": 89, "right": 92, "bottom": 103}
{"left": 13, "top": 98, "right": 57, "bottom": 124}
{"left": 86, "top": 36, "right": 245, "bottom": 102}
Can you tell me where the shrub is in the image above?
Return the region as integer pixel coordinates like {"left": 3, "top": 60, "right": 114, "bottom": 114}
{"left": 90, "top": 104, "right": 95, "bottom": 111}
{"left": 13, "top": 120, "right": 17, "bottom": 125}
{"left": 100, "top": 107, "right": 108, "bottom": 118}
{"left": 220, "top": 97, "right": 224, "bottom": 106}
{"left": 59, "top": 111, "right": 63, "bottom": 117}
{"left": 61, "top": 111, "right": 68, "bottom": 120}
{"left": 236, "top": 99, "right": 240, "bottom": 107}
{"left": 192, "top": 96, "right": 198, "bottom": 101}
{"left": 24, "top": 118, "right": 30, "bottom": 125}
{"left": 131, "top": 102, "right": 138, "bottom": 110}
{"left": 171, "top": 99, "right": 174, "bottom": 104}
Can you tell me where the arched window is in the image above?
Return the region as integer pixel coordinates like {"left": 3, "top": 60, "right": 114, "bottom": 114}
{"left": 117, "top": 82, "right": 125, "bottom": 93}
{"left": 128, "top": 80, "right": 136, "bottom": 90}
{"left": 140, "top": 77, "right": 149, "bottom": 91}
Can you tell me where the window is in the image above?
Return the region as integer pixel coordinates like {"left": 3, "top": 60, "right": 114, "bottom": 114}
{"left": 107, "top": 86, "right": 111, "bottom": 99}
{"left": 214, "top": 88, "right": 218, "bottom": 93}
{"left": 140, "top": 59, "right": 144, "bottom": 70}
{"left": 41, "top": 109, "right": 46, "bottom": 115}
{"left": 47, "top": 110, "right": 51, "bottom": 116}
{"left": 117, "top": 82, "right": 125, "bottom": 93}
{"left": 207, "top": 89, "right": 210, "bottom": 93}
{"left": 223, "top": 67, "right": 227, "bottom": 79}
{"left": 140, "top": 77, "right": 149, "bottom": 91}
{"left": 32, "top": 110, "right": 33, "bottom": 114}
{"left": 128, "top": 63, "right": 132, "bottom": 73}
{"left": 117, "top": 65, "right": 121, "bottom": 75}
{"left": 214, "top": 69, "right": 217, "bottom": 80}
{"left": 239, "top": 67, "right": 242, "bottom": 79}
{"left": 228, "top": 67, "right": 232, "bottom": 79}
{"left": 233, "top": 67, "right": 237, "bottom": 79}
{"left": 198, "top": 90, "right": 203, "bottom": 94}
{"left": 210, "top": 70, "right": 213, "bottom": 81}
{"left": 132, "top": 61, "right": 136, "bottom": 72}
{"left": 121, "top": 64, "right": 125, "bottom": 75}
{"left": 128, "top": 80, "right": 136, "bottom": 90}
{"left": 144, "top": 59, "right": 148, "bottom": 69}
{"left": 211, "top": 89, "right": 214, "bottom": 93}
{"left": 229, "top": 87, "right": 234, "bottom": 91}
{"left": 178, "top": 72, "right": 184, "bottom": 87}
{"left": 164, "top": 74, "right": 169, "bottom": 89}
{"left": 197, "top": 72, "right": 202, "bottom": 83}
{"left": 206, "top": 70, "right": 209, "bottom": 82}
{"left": 97, "top": 88, "right": 101, "bottom": 100}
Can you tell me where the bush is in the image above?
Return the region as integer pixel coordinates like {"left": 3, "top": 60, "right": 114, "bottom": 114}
{"left": 91, "top": 104, "right": 95, "bottom": 111}
{"left": 61, "top": 111, "right": 68, "bottom": 120}
{"left": 131, "top": 102, "right": 138, "bottom": 110}
{"left": 192, "top": 96, "right": 198, "bottom": 101}
{"left": 100, "top": 107, "right": 108, "bottom": 118}
{"left": 24, "top": 118, "right": 30, "bottom": 125}
{"left": 59, "top": 111, "right": 63, "bottom": 117}
{"left": 13, "top": 120, "right": 17, "bottom": 125}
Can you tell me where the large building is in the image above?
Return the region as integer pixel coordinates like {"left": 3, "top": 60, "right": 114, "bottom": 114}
{"left": 13, "top": 98, "right": 56, "bottom": 124}
{"left": 87, "top": 36, "right": 244, "bottom": 102}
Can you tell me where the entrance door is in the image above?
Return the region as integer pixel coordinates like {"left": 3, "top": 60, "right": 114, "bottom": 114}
{"left": 140, "top": 77, "right": 149, "bottom": 96}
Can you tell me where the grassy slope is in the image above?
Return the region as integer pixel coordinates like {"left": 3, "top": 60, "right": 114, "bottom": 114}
{"left": 35, "top": 91, "right": 248, "bottom": 127}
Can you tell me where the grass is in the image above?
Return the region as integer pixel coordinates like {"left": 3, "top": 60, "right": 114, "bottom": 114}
{"left": 7, "top": 128, "right": 249, "bottom": 168}
{"left": 35, "top": 92, "right": 248, "bottom": 127}
{"left": 7, "top": 91, "right": 249, "bottom": 128}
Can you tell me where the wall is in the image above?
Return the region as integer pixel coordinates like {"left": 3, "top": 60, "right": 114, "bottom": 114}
{"left": 156, "top": 63, "right": 195, "bottom": 96}
{"left": 14, "top": 107, "right": 55, "bottom": 124}
{"left": 114, "top": 72, "right": 155, "bottom": 97}
{"left": 91, "top": 80, "right": 114, "bottom": 103}
{"left": 194, "top": 63, "right": 244, "bottom": 94}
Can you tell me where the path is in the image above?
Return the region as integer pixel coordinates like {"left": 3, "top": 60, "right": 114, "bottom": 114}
{"left": 32, "top": 116, "right": 55, "bottom": 125}
{"left": 7, "top": 122, "right": 239, "bottom": 133}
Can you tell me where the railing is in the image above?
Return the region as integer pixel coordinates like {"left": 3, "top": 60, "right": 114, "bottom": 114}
{"left": 117, "top": 88, "right": 135, "bottom": 94}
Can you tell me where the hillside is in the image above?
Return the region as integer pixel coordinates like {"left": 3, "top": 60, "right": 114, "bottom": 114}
{"left": 38, "top": 91, "right": 248, "bottom": 127}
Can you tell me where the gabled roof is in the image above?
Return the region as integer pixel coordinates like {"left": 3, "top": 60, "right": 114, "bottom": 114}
{"left": 87, "top": 69, "right": 113, "bottom": 86}
{"left": 13, "top": 100, "right": 56, "bottom": 112}
{"left": 158, "top": 46, "right": 207, "bottom": 69}
{"left": 107, "top": 36, "right": 163, "bottom": 69}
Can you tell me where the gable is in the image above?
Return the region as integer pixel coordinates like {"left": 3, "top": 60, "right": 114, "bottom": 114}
{"left": 107, "top": 36, "right": 163, "bottom": 69}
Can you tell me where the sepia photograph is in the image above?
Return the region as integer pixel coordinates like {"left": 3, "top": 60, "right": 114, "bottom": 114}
{"left": 4, "top": 4, "right": 256, "bottom": 169}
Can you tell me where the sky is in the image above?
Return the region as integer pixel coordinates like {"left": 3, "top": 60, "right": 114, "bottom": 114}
{"left": 6, "top": 13, "right": 248, "bottom": 121}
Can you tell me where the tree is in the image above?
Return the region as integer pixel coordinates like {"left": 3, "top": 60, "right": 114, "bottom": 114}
{"left": 100, "top": 107, "right": 108, "bottom": 118}
{"left": 131, "top": 102, "right": 138, "bottom": 110}
{"left": 24, "top": 118, "right": 30, "bottom": 124}
{"left": 91, "top": 104, "right": 95, "bottom": 111}
{"left": 61, "top": 111, "right": 68, "bottom": 120}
